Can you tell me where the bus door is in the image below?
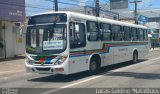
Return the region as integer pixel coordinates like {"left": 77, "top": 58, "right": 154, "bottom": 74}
{"left": 69, "top": 21, "right": 87, "bottom": 73}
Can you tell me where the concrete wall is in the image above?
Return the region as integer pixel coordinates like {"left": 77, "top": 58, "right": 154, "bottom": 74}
{"left": 2, "top": 21, "right": 15, "bottom": 58}
{"left": 13, "top": 26, "right": 26, "bottom": 55}
{"left": 0, "top": 21, "right": 26, "bottom": 58}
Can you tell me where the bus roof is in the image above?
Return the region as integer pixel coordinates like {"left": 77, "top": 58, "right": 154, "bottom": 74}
{"left": 30, "top": 11, "right": 147, "bottom": 29}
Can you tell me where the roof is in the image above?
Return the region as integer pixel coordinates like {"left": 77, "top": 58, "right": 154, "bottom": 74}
{"left": 29, "top": 11, "right": 147, "bottom": 29}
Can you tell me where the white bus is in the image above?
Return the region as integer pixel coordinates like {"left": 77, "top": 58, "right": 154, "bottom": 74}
{"left": 25, "top": 11, "right": 149, "bottom": 75}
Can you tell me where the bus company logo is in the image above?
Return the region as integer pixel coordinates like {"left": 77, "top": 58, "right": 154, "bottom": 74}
{"left": 38, "top": 61, "right": 45, "bottom": 65}
{"left": 38, "top": 60, "right": 45, "bottom": 65}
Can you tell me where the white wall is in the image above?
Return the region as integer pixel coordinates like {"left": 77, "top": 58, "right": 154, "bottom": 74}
{"left": 0, "top": 21, "right": 26, "bottom": 58}
{"left": 2, "top": 21, "right": 15, "bottom": 58}
{"left": 13, "top": 26, "right": 26, "bottom": 55}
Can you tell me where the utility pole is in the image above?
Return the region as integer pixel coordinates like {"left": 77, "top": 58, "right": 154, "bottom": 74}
{"left": 95, "top": 0, "right": 100, "bottom": 17}
{"left": 54, "top": 0, "right": 58, "bottom": 11}
{"left": 130, "top": 0, "right": 142, "bottom": 24}
{"left": 3, "top": 24, "right": 6, "bottom": 59}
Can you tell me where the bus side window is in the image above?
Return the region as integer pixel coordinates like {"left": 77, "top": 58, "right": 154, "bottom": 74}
{"left": 112, "top": 25, "right": 123, "bottom": 41}
{"left": 136, "top": 28, "right": 139, "bottom": 41}
{"left": 124, "top": 26, "right": 131, "bottom": 41}
{"left": 100, "top": 23, "right": 111, "bottom": 41}
{"left": 131, "top": 28, "right": 138, "bottom": 41}
{"left": 69, "top": 22, "right": 86, "bottom": 49}
{"left": 87, "top": 21, "right": 99, "bottom": 41}
{"left": 143, "top": 29, "right": 148, "bottom": 41}
{"left": 139, "top": 29, "right": 144, "bottom": 41}
{"left": 120, "top": 27, "right": 124, "bottom": 41}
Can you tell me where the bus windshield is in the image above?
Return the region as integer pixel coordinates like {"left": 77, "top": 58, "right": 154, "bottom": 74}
{"left": 26, "top": 24, "right": 67, "bottom": 54}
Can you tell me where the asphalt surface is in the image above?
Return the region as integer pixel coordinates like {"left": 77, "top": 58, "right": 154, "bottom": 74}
{"left": 0, "top": 48, "right": 160, "bottom": 94}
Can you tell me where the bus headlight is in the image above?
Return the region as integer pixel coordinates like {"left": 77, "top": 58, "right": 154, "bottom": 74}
{"left": 54, "top": 56, "right": 68, "bottom": 65}
{"left": 26, "top": 57, "right": 34, "bottom": 65}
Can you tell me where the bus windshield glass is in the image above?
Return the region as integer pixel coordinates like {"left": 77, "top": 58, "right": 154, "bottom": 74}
{"left": 26, "top": 24, "right": 67, "bottom": 54}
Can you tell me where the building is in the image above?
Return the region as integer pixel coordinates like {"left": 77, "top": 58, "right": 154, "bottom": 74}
{"left": 60, "top": 5, "right": 119, "bottom": 20}
{"left": 0, "top": 0, "right": 25, "bottom": 59}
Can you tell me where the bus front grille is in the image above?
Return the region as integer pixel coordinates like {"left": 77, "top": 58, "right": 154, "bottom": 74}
{"left": 36, "top": 67, "right": 51, "bottom": 71}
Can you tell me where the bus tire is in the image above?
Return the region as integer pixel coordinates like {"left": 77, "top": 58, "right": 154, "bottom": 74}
{"left": 89, "top": 58, "right": 98, "bottom": 75}
{"left": 132, "top": 51, "right": 138, "bottom": 63}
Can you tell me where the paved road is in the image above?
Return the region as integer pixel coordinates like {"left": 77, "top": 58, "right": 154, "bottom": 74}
{"left": 0, "top": 49, "right": 160, "bottom": 94}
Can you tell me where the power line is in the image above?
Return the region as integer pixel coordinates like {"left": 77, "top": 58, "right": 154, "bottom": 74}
{"left": 99, "top": 0, "right": 110, "bottom": 11}
{"left": 45, "top": 0, "right": 91, "bottom": 8}
{"left": 65, "top": 0, "right": 87, "bottom": 4}
{"left": 0, "top": 0, "right": 91, "bottom": 14}
{"left": 45, "top": 0, "right": 85, "bottom": 11}
{"left": 26, "top": 3, "right": 53, "bottom": 9}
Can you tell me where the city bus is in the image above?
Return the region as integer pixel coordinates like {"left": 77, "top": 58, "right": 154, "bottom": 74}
{"left": 25, "top": 11, "right": 149, "bottom": 75}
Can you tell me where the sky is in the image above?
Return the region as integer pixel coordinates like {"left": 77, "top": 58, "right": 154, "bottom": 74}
{"left": 25, "top": 0, "right": 160, "bottom": 16}
{"left": 25, "top": 0, "right": 94, "bottom": 16}
{"left": 129, "top": 0, "right": 160, "bottom": 10}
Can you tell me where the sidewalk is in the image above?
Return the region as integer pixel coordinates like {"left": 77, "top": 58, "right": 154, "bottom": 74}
{"left": 0, "top": 55, "right": 25, "bottom": 62}
{"left": 0, "top": 55, "right": 25, "bottom": 75}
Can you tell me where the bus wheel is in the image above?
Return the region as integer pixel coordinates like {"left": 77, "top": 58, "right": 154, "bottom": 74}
{"left": 132, "top": 52, "right": 138, "bottom": 63}
{"left": 89, "top": 58, "right": 98, "bottom": 75}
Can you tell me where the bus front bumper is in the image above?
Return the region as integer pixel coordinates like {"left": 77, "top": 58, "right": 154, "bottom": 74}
{"left": 25, "top": 61, "right": 68, "bottom": 75}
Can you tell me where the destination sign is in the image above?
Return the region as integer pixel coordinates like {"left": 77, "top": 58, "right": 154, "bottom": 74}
{"left": 28, "top": 13, "right": 67, "bottom": 25}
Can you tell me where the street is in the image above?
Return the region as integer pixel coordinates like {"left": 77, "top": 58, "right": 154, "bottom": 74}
{"left": 0, "top": 49, "right": 160, "bottom": 94}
